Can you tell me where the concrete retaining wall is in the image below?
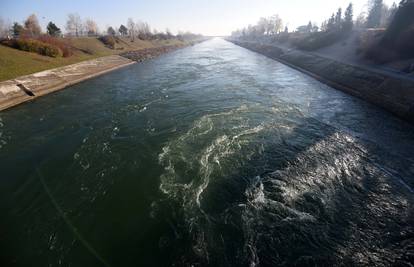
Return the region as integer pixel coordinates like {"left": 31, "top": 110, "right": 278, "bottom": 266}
{"left": 230, "top": 40, "right": 414, "bottom": 123}
{"left": 0, "top": 40, "right": 208, "bottom": 111}
{"left": 0, "top": 55, "right": 135, "bottom": 111}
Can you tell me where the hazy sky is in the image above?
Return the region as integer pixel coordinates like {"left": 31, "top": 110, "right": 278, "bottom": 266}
{"left": 0, "top": 0, "right": 397, "bottom": 36}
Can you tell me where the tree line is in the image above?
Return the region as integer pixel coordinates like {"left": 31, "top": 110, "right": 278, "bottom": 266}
{"left": 231, "top": 0, "right": 400, "bottom": 39}
{"left": 231, "top": 0, "right": 413, "bottom": 62}
{"left": 0, "top": 13, "right": 200, "bottom": 41}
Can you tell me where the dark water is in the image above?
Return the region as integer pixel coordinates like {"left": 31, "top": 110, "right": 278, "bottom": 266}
{"left": 1, "top": 38, "right": 413, "bottom": 266}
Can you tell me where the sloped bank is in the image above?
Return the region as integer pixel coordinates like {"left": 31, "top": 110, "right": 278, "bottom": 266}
{"left": 0, "top": 55, "right": 135, "bottom": 111}
{"left": 0, "top": 42, "right": 205, "bottom": 111}
{"left": 229, "top": 40, "right": 414, "bottom": 123}
{"left": 120, "top": 44, "right": 184, "bottom": 62}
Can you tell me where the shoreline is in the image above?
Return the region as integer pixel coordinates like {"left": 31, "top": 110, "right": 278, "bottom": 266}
{"left": 228, "top": 39, "right": 414, "bottom": 124}
{"left": 0, "top": 42, "right": 201, "bottom": 111}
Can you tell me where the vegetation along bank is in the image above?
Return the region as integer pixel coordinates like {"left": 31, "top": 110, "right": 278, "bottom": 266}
{"left": 0, "top": 13, "right": 206, "bottom": 110}
{"left": 229, "top": 0, "right": 414, "bottom": 123}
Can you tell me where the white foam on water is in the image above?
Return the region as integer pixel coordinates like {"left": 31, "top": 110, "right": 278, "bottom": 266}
{"left": 155, "top": 102, "right": 316, "bottom": 264}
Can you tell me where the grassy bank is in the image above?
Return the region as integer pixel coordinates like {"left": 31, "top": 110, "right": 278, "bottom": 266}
{"left": 0, "top": 37, "right": 187, "bottom": 81}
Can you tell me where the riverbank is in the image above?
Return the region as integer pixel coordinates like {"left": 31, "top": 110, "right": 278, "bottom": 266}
{"left": 1, "top": 38, "right": 413, "bottom": 267}
{"left": 0, "top": 37, "right": 193, "bottom": 82}
{"left": 0, "top": 41, "right": 203, "bottom": 111}
{"left": 121, "top": 44, "right": 192, "bottom": 62}
{"left": 228, "top": 39, "right": 414, "bottom": 123}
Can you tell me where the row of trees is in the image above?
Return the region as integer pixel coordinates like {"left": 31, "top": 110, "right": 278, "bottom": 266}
{"left": 367, "top": 0, "right": 414, "bottom": 62}
{"left": 1, "top": 14, "right": 98, "bottom": 38}
{"left": 65, "top": 13, "right": 99, "bottom": 36}
{"left": 319, "top": 0, "right": 397, "bottom": 32}
{"left": 319, "top": 3, "right": 354, "bottom": 33}
{"left": 0, "top": 13, "right": 188, "bottom": 41}
{"left": 232, "top": 0, "right": 399, "bottom": 39}
{"left": 231, "top": 14, "right": 284, "bottom": 39}
{"left": 365, "top": 0, "right": 398, "bottom": 28}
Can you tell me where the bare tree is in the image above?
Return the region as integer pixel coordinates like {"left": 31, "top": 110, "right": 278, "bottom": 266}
{"left": 143, "top": 22, "right": 151, "bottom": 38}
{"left": 269, "top": 14, "right": 283, "bottom": 35}
{"left": 66, "top": 13, "right": 82, "bottom": 37}
{"left": 135, "top": 20, "right": 151, "bottom": 39}
{"left": 127, "top": 18, "right": 136, "bottom": 41}
{"left": 355, "top": 12, "right": 367, "bottom": 28}
{"left": 85, "top": 18, "right": 98, "bottom": 36}
{"left": 0, "top": 18, "right": 11, "bottom": 39}
{"left": 24, "top": 14, "right": 41, "bottom": 36}
{"left": 0, "top": 18, "right": 4, "bottom": 38}
{"left": 256, "top": 16, "right": 283, "bottom": 36}
{"left": 257, "top": 17, "right": 269, "bottom": 35}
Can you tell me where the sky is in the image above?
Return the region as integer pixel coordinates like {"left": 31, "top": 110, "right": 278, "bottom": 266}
{"left": 0, "top": 0, "right": 398, "bottom": 36}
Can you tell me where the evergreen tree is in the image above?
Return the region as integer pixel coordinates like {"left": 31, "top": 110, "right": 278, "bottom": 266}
{"left": 386, "top": 2, "right": 398, "bottom": 25}
{"left": 335, "top": 8, "right": 342, "bottom": 29}
{"left": 366, "top": 0, "right": 384, "bottom": 28}
{"left": 382, "top": 0, "right": 414, "bottom": 45}
{"left": 12, "top": 22, "right": 24, "bottom": 37}
{"left": 119, "top": 24, "right": 128, "bottom": 36}
{"left": 47, "top": 21, "right": 61, "bottom": 36}
{"left": 306, "top": 21, "right": 313, "bottom": 33}
{"left": 107, "top": 26, "right": 116, "bottom": 36}
{"left": 327, "top": 13, "right": 335, "bottom": 31}
{"left": 321, "top": 20, "right": 328, "bottom": 31}
{"left": 343, "top": 3, "right": 354, "bottom": 32}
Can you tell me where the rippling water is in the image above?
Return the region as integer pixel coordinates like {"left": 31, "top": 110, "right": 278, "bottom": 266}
{"left": 0, "top": 38, "right": 413, "bottom": 266}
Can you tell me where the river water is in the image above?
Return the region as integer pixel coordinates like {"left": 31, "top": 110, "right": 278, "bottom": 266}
{"left": 0, "top": 38, "right": 413, "bottom": 266}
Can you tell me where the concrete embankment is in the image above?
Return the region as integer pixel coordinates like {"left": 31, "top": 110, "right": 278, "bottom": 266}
{"left": 0, "top": 43, "right": 200, "bottom": 111}
{"left": 121, "top": 44, "right": 183, "bottom": 62}
{"left": 0, "top": 55, "right": 134, "bottom": 111}
{"left": 230, "top": 40, "right": 414, "bottom": 123}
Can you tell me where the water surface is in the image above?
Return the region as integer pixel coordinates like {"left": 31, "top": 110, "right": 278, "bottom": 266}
{"left": 1, "top": 38, "right": 413, "bottom": 266}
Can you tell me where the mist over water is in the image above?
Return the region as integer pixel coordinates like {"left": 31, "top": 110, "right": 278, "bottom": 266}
{"left": 0, "top": 38, "right": 413, "bottom": 266}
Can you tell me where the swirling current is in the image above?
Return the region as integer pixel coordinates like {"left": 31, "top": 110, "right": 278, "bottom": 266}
{"left": 0, "top": 38, "right": 413, "bottom": 266}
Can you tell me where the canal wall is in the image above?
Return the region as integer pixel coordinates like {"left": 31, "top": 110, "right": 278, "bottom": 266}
{"left": 229, "top": 40, "right": 414, "bottom": 123}
{"left": 0, "top": 42, "right": 204, "bottom": 111}
{"left": 0, "top": 55, "right": 135, "bottom": 111}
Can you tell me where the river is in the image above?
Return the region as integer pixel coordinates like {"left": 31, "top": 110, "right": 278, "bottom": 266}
{"left": 0, "top": 38, "right": 413, "bottom": 266}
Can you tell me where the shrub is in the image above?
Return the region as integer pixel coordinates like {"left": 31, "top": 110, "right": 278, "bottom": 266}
{"left": 99, "top": 35, "right": 116, "bottom": 49}
{"left": 0, "top": 39, "right": 17, "bottom": 48}
{"left": 394, "top": 27, "right": 414, "bottom": 59}
{"left": 362, "top": 27, "right": 414, "bottom": 63}
{"left": 37, "top": 35, "right": 73, "bottom": 57}
{"left": 364, "top": 44, "right": 399, "bottom": 64}
{"left": 15, "top": 38, "right": 62, "bottom": 57}
{"left": 42, "top": 44, "right": 62, "bottom": 57}
{"left": 292, "top": 31, "right": 344, "bottom": 51}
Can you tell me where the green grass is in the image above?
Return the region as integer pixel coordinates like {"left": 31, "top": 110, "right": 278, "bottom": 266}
{"left": 0, "top": 45, "right": 95, "bottom": 81}
{"left": 0, "top": 37, "right": 187, "bottom": 81}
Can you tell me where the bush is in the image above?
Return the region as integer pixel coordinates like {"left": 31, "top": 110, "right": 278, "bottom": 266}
{"left": 364, "top": 44, "right": 399, "bottom": 64}
{"left": 362, "top": 27, "right": 414, "bottom": 63}
{"left": 37, "top": 35, "right": 73, "bottom": 57}
{"left": 99, "top": 35, "right": 116, "bottom": 49}
{"left": 15, "top": 38, "right": 62, "bottom": 57}
{"left": 292, "top": 31, "right": 344, "bottom": 51}
{"left": 393, "top": 27, "right": 414, "bottom": 59}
